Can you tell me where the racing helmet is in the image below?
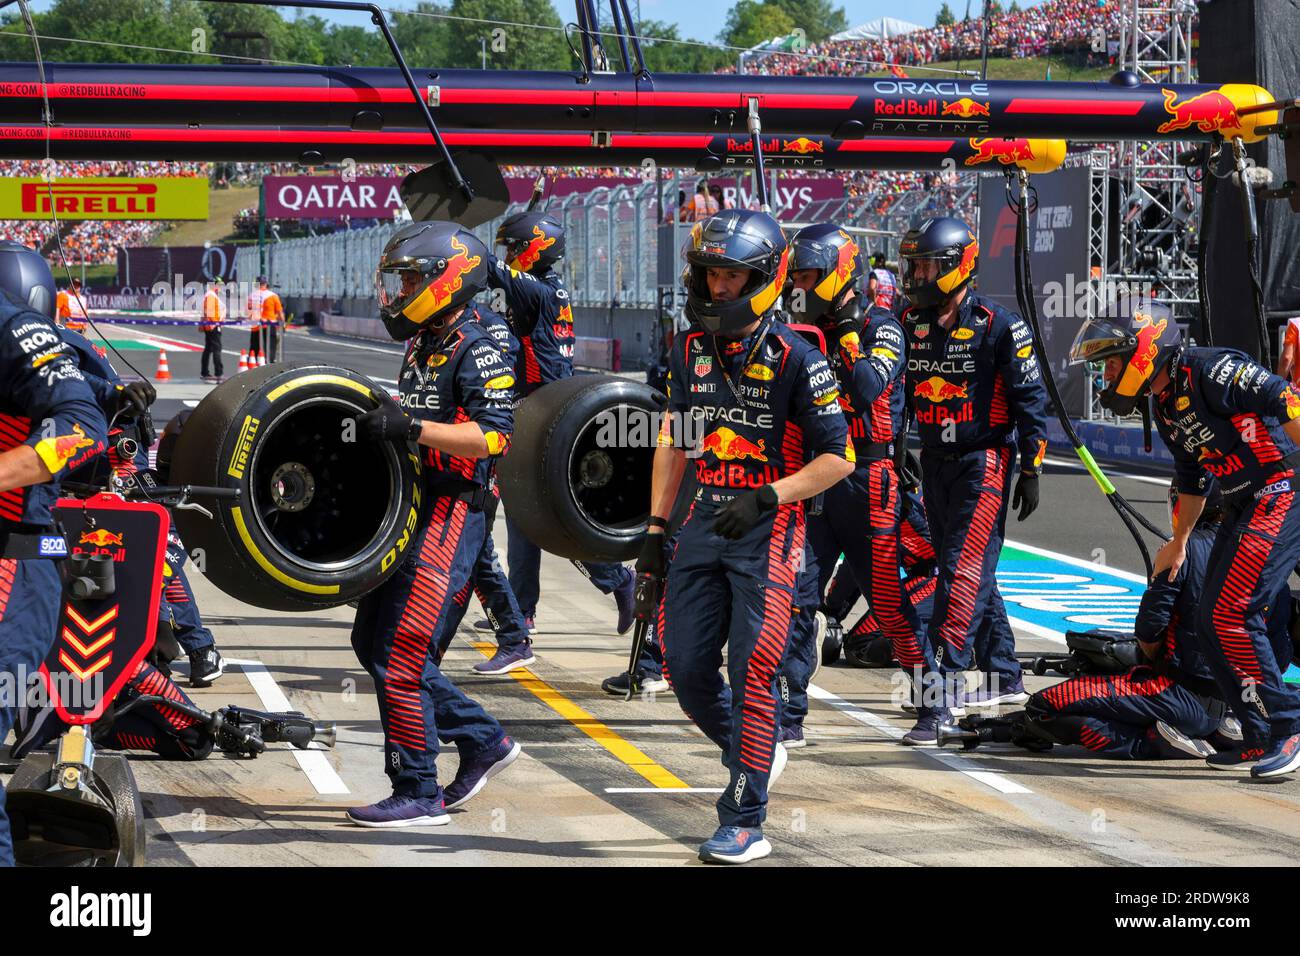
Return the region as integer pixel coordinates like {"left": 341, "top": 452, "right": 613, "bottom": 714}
{"left": 786, "top": 222, "right": 863, "bottom": 322}
{"left": 496, "top": 211, "right": 565, "bottom": 274}
{"left": 1068, "top": 296, "right": 1181, "bottom": 417}
{"left": 1167, "top": 479, "right": 1224, "bottom": 533}
{"left": 0, "top": 240, "right": 55, "bottom": 318}
{"left": 899, "top": 217, "right": 979, "bottom": 310}
{"left": 375, "top": 221, "right": 488, "bottom": 341}
{"left": 684, "top": 209, "right": 789, "bottom": 337}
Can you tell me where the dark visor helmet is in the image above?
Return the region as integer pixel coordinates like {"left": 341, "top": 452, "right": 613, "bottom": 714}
{"left": 684, "top": 209, "right": 789, "bottom": 337}
{"left": 496, "top": 211, "right": 565, "bottom": 274}
{"left": 1068, "top": 296, "right": 1181, "bottom": 417}
{"left": 375, "top": 221, "right": 488, "bottom": 341}
{"left": 0, "top": 239, "right": 55, "bottom": 318}
{"left": 899, "top": 216, "right": 978, "bottom": 310}
{"left": 786, "top": 222, "right": 864, "bottom": 322}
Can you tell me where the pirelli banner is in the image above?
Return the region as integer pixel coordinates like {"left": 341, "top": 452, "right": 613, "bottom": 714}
{"left": 0, "top": 177, "right": 209, "bottom": 220}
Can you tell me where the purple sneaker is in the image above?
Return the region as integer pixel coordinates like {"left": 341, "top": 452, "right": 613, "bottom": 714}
{"left": 614, "top": 574, "right": 636, "bottom": 635}
{"left": 963, "top": 682, "right": 1029, "bottom": 708}
{"left": 346, "top": 793, "right": 450, "bottom": 828}
{"left": 444, "top": 737, "right": 523, "bottom": 809}
{"left": 779, "top": 725, "right": 806, "bottom": 749}
{"left": 473, "top": 642, "right": 536, "bottom": 676}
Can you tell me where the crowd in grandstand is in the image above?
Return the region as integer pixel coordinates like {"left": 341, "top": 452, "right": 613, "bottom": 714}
{"left": 739, "top": 0, "right": 1122, "bottom": 76}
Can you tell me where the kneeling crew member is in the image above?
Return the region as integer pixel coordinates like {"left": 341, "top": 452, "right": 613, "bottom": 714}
{"left": 0, "top": 241, "right": 107, "bottom": 866}
{"left": 645, "top": 210, "right": 854, "bottom": 864}
{"left": 1071, "top": 297, "right": 1300, "bottom": 777}
{"left": 346, "top": 222, "right": 522, "bottom": 828}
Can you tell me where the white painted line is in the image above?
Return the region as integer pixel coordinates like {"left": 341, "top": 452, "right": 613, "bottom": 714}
{"left": 1006, "top": 617, "right": 1068, "bottom": 645}
{"left": 1043, "top": 454, "right": 1171, "bottom": 487}
{"left": 604, "top": 787, "right": 725, "bottom": 794}
{"left": 806, "top": 682, "right": 1034, "bottom": 796}
{"left": 1004, "top": 538, "right": 1150, "bottom": 584}
{"left": 309, "top": 335, "right": 407, "bottom": 356}
{"left": 225, "top": 657, "right": 349, "bottom": 795}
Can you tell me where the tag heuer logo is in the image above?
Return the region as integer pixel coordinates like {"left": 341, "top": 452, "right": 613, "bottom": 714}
{"left": 694, "top": 356, "right": 713, "bottom": 375}
{"left": 914, "top": 324, "right": 929, "bottom": 339}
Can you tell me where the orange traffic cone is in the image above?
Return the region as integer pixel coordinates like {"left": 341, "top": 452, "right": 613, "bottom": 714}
{"left": 238, "top": 349, "right": 249, "bottom": 372}
{"left": 155, "top": 350, "right": 171, "bottom": 382}
{"left": 257, "top": 351, "right": 267, "bottom": 367}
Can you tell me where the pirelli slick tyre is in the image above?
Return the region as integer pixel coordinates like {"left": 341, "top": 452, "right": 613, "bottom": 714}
{"left": 497, "top": 374, "right": 665, "bottom": 563}
{"left": 170, "top": 363, "right": 422, "bottom": 611}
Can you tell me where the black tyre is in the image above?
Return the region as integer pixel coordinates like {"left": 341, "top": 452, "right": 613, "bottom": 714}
{"left": 8, "top": 751, "right": 143, "bottom": 866}
{"left": 497, "top": 374, "right": 665, "bottom": 563}
{"left": 170, "top": 363, "right": 422, "bottom": 611}
{"left": 820, "top": 623, "right": 843, "bottom": 667}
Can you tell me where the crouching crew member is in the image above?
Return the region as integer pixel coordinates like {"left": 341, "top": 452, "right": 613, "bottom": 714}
{"left": 1071, "top": 297, "right": 1300, "bottom": 777}
{"left": 0, "top": 241, "right": 107, "bottom": 866}
{"left": 645, "top": 210, "right": 854, "bottom": 864}
{"left": 346, "top": 222, "right": 522, "bottom": 828}
{"left": 900, "top": 217, "right": 1048, "bottom": 743}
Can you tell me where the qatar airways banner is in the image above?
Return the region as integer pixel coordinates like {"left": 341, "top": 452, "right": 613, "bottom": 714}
{"left": 264, "top": 174, "right": 844, "bottom": 220}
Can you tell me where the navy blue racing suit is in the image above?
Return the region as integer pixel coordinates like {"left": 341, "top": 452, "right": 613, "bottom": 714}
{"left": 659, "top": 319, "right": 852, "bottom": 828}
{"left": 349, "top": 312, "right": 515, "bottom": 799}
{"left": 1153, "top": 347, "right": 1300, "bottom": 745}
{"left": 463, "top": 301, "right": 531, "bottom": 650}
{"left": 0, "top": 291, "right": 107, "bottom": 866}
{"left": 904, "top": 291, "right": 1048, "bottom": 710}
{"left": 483, "top": 258, "right": 630, "bottom": 619}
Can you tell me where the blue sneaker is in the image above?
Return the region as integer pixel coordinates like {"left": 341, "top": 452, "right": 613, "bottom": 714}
{"left": 473, "top": 642, "right": 536, "bottom": 676}
{"left": 779, "top": 725, "right": 806, "bottom": 749}
{"left": 1252, "top": 733, "right": 1300, "bottom": 779}
{"left": 902, "top": 711, "right": 942, "bottom": 747}
{"left": 444, "top": 737, "right": 523, "bottom": 809}
{"left": 698, "top": 825, "right": 772, "bottom": 864}
{"left": 963, "top": 681, "right": 1029, "bottom": 708}
{"left": 346, "top": 793, "right": 450, "bottom": 828}
{"left": 614, "top": 573, "right": 636, "bottom": 635}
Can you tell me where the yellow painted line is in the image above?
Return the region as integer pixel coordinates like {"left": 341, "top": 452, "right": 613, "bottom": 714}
{"left": 469, "top": 641, "right": 689, "bottom": 789}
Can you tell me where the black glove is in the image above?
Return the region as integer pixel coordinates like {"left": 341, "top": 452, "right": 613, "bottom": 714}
{"left": 822, "top": 300, "right": 862, "bottom": 350}
{"left": 117, "top": 380, "right": 156, "bottom": 415}
{"left": 357, "top": 402, "right": 420, "bottom": 443}
{"left": 1012, "top": 471, "right": 1040, "bottom": 521}
{"left": 711, "top": 485, "right": 779, "bottom": 540}
{"left": 635, "top": 532, "right": 667, "bottom": 579}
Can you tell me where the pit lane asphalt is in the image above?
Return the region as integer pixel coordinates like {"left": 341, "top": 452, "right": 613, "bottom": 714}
{"left": 84, "top": 321, "right": 1300, "bottom": 867}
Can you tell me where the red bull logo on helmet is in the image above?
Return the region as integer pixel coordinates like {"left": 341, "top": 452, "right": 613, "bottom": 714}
{"left": 699, "top": 426, "right": 768, "bottom": 462}
{"left": 511, "top": 224, "right": 556, "bottom": 272}
{"left": 964, "top": 138, "right": 1037, "bottom": 167}
{"left": 942, "top": 98, "right": 991, "bottom": 119}
{"left": 412, "top": 235, "right": 481, "bottom": 321}
{"left": 1156, "top": 88, "right": 1243, "bottom": 136}
{"left": 1125, "top": 312, "right": 1169, "bottom": 378}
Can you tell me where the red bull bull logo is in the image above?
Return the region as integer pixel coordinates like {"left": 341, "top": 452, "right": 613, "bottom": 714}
{"left": 914, "top": 377, "right": 969, "bottom": 402}
{"left": 782, "top": 137, "right": 824, "bottom": 155}
{"left": 964, "top": 138, "right": 1037, "bottom": 167}
{"left": 511, "top": 225, "right": 556, "bottom": 272}
{"left": 36, "top": 422, "right": 96, "bottom": 473}
{"left": 1156, "top": 88, "right": 1243, "bottom": 136}
{"left": 79, "top": 529, "right": 124, "bottom": 548}
{"left": 1284, "top": 388, "right": 1300, "bottom": 421}
{"left": 700, "top": 426, "right": 768, "bottom": 462}
{"left": 1126, "top": 313, "right": 1169, "bottom": 377}
{"left": 424, "top": 235, "right": 481, "bottom": 315}
{"left": 942, "top": 98, "right": 991, "bottom": 118}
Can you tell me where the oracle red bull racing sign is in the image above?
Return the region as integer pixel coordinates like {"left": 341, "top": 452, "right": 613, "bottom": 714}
{"left": 0, "top": 177, "right": 208, "bottom": 220}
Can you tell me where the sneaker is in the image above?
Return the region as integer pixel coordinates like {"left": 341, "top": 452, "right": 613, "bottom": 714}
{"left": 902, "top": 711, "right": 943, "bottom": 747}
{"left": 188, "top": 646, "right": 224, "bottom": 688}
{"left": 1206, "top": 743, "right": 1268, "bottom": 772}
{"left": 444, "top": 737, "right": 522, "bottom": 809}
{"left": 1218, "top": 714, "right": 1243, "bottom": 741}
{"left": 472, "top": 643, "right": 536, "bottom": 676}
{"left": 698, "top": 825, "right": 771, "bottom": 864}
{"left": 963, "top": 682, "right": 1030, "bottom": 708}
{"left": 1252, "top": 733, "right": 1300, "bottom": 779}
{"left": 614, "top": 574, "right": 636, "bottom": 635}
{"left": 473, "top": 618, "right": 496, "bottom": 632}
{"left": 347, "top": 793, "right": 450, "bottom": 828}
{"left": 1151, "top": 721, "right": 1215, "bottom": 759}
{"left": 779, "top": 725, "right": 806, "bottom": 750}
{"left": 901, "top": 697, "right": 965, "bottom": 719}
{"left": 601, "top": 671, "right": 670, "bottom": 696}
